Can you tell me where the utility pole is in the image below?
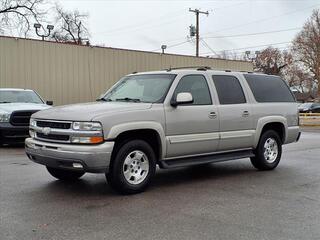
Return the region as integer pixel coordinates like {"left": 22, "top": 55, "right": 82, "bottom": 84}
{"left": 189, "top": 8, "right": 209, "bottom": 57}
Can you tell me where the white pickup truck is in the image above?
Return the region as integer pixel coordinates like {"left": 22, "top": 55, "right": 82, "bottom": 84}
{"left": 0, "top": 88, "right": 51, "bottom": 145}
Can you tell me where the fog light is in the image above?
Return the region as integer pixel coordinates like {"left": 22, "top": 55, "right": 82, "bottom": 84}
{"left": 72, "top": 163, "right": 83, "bottom": 169}
{"left": 29, "top": 130, "right": 35, "bottom": 138}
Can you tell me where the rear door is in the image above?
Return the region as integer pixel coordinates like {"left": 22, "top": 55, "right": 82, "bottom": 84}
{"left": 212, "top": 74, "right": 254, "bottom": 151}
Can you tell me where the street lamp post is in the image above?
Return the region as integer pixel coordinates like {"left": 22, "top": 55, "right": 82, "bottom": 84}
{"left": 34, "top": 23, "right": 54, "bottom": 41}
{"left": 245, "top": 50, "right": 260, "bottom": 62}
{"left": 161, "top": 45, "right": 167, "bottom": 54}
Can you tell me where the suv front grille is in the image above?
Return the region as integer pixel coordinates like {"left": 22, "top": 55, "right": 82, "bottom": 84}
{"left": 36, "top": 121, "right": 71, "bottom": 129}
{"left": 10, "top": 110, "right": 38, "bottom": 126}
{"left": 36, "top": 133, "right": 70, "bottom": 141}
{"left": 33, "top": 119, "right": 73, "bottom": 143}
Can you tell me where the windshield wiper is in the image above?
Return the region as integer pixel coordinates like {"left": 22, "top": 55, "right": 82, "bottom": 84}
{"left": 116, "top": 97, "right": 141, "bottom": 102}
{"left": 96, "top": 98, "right": 112, "bottom": 102}
{"left": 0, "top": 101, "right": 11, "bottom": 103}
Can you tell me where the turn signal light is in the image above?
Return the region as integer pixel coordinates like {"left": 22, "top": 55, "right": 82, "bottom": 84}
{"left": 90, "top": 136, "right": 104, "bottom": 144}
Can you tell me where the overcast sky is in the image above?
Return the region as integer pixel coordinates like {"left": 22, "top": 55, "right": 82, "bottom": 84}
{"left": 55, "top": 0, "right": 319, "bottom": 57}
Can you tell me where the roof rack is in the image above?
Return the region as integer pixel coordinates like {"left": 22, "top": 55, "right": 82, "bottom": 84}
{"left": 165, "top": 66, "right": 211, "bottom": 72}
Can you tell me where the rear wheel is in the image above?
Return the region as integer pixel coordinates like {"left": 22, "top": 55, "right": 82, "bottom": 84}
{"left": 250, "top": 130, "right": 282, "bottom": 170}
{"left": 106, "top": 140, "right": 156, "bottom": 194}
{"left": 46, "top": 167, "right": 85, "bottom": 181}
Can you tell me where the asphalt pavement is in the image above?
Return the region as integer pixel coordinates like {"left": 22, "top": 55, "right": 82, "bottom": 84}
{"left": 1, "top": 128, "right": 320, "bottom": 240}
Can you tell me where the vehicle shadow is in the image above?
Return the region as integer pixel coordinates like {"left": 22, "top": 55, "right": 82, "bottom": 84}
{"left": 1, "top": 143, "right": 25, "bottom": 148}
{"left": 39, "top": 160, "right": 257, "bottom": 197}
{"left": 151, "top": 161, "right": 256, "bottom": 188}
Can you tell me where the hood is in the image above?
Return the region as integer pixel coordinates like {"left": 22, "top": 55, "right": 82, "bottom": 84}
{"left": 298, "top": 106, "right": 310, "bottom": 110}
{"left": 32, "top": 102, "right": 153, "bottom": 121}
{"left": 0, "top": 103, "right": 50, "bottom": 113}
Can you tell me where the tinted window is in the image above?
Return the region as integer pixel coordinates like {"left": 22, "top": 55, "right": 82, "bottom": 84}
{"left": 212, "top": 75, "right": 246, "bottom": 104}
{"left": 244, "top": 74, "right": 295, "bottom": 102}
{"left": 174, "top": 75, "right": 212, "bottom": 105}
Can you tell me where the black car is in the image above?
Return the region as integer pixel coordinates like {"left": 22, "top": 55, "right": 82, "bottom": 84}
{"left": 298, "top": 102, "right": 320, "bottom": 113}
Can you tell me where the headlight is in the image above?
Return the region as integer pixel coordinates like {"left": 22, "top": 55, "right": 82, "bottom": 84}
{"left": 0, "top": 113, "right": 10, "bottom": 122}
{"left": 72, "top": 122, "right": 102, "bottom": 131}
{"left": 30, "top": 118, "right": 36, "bottom": 127}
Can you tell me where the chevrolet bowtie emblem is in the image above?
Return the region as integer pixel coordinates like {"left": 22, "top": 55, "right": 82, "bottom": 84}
{"left": 42, "top": 127, "right": 51, "bottom": 135}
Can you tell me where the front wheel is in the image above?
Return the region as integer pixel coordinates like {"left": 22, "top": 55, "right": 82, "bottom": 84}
{"left": 106, "top": 140, "right": 156, "bottom": 194}
{"left": 46, "top": 167, "right": 85, "bottom": 181}
{"left": 250, "top": 130, "right": 282, "bottom": 170}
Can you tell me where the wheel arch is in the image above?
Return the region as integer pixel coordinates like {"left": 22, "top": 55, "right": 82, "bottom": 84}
{"left": 107, "top": 121, "right": 166, "bottom": 161}
{"left": 254, "top": 117, "right": 287, "bottom": 148}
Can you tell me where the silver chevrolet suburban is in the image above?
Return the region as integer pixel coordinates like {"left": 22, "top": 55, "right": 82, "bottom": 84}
{"left": 25, "top": 67, "right": 300, "bottom": 194}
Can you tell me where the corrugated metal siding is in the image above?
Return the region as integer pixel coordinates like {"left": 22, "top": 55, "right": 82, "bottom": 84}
{"left": 0, "top": 36, "right": 253, "bottom": 105}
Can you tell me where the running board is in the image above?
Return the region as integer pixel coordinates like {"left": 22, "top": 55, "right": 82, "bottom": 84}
{"left": 159, "top": 150, "right": 255, "bottom": 169}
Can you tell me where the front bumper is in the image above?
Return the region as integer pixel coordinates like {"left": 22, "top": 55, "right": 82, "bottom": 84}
{"left": 0, "top": 123, "right": 29, "bottom": 143}
{"left": 25, "top": 138, "right": 114, "bottom": 173}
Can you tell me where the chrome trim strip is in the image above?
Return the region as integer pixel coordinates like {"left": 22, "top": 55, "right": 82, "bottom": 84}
{"left": 168, "top": 132, "right": 220, "bottom": 144}
{"left": 220, "top": 130, "right": 255, "bottom": 140}
{"left": 34, "top": 118, "right": 73, "bottom": 124}
{"left": 167, "top": 130, "right": 254, "bottom": 144}
{"left": 31, "top": 126, "right": 102, "bottom": 137}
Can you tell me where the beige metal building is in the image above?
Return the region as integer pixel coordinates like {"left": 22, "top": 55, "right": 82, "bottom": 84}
{"left": 0, "top": 36, "right": 253, "bottom": 105}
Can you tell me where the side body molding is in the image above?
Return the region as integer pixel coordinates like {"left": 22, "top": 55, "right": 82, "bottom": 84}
{"left": 253, "top": 116, "right": 288, "bottom": 148}
{"left": 106, "top": 121, "right": 166, "bottom": 159}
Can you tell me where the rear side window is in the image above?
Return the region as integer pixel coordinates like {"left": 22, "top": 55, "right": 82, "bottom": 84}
{"left": 212, "top": 75, "right": 246, "bottom": 104}
{"left": 244, "top": 74, "right": 295, "bottom": 102}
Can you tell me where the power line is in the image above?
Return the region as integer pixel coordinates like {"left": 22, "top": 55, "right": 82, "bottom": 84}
{"left": 156, "top": 3, "right": 318, "bottom": 47}
{"left": 203, "top": 27, "right": 301, "bottom": 39}
{"left": 200, "top": 39, "right": 218, "bottom": 55}
{"left": 151, "top": 40, "right": 190, "bottom": 52}
{"left": 202, "top": 3, "right": 320, "bottom": 37}
{"left": 94, "top": 9, "right": 186, "bottom": 35}
{"left": 200, "top": 41, "right": 292, "bottom": 56}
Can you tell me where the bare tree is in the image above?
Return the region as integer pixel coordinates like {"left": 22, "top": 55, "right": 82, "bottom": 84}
{"left": 51, "top": 5, "right": 89, "bottom": 45}
{"left": 282, "top": 62, "right": 315, "bottom": 92}
{"left": 292, "top": 9, "right": 320, "bottom": 97}
{"left": 0, "top": 0, "right": 46, "bottom": 37}
{"left": 254, "top": 47, "right": 292, "bottom": 75}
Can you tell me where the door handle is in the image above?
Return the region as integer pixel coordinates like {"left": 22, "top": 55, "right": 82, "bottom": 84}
{"left": 208, "top": 112, "right": 217, "bottom": 119}
{"left": 242, "top": 111, "right": 249, "bottom": 117}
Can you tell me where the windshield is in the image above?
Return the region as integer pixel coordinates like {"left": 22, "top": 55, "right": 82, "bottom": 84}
{"left": 0, "top": 90, "right": 44, "bottom": 104}
{"left": 299, "top": 103, "right": 313, "bottom": 108}
{"left": 103, "top": 74, "right": 176, "bottom": 103}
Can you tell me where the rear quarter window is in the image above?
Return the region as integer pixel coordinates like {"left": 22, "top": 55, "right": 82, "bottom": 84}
{"left": 212, "top": 75, "right": 246, "bottom": 104}
{"left": 244, "top": 74, "right": 295, "bottom": 103}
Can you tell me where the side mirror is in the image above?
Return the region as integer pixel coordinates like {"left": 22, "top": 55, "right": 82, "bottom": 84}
{"left": 46, "top": 100, "right": 53, "bottom": 106}
{"left": 171, "top": 92, "right": 193, "bottom": 107}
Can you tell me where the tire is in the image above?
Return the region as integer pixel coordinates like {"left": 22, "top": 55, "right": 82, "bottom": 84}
{"left": 46, "top": 166, "right": 85, "bottom": 181}
{"left": 106, "top": 139, "right": 156, "bottom": 194}
{"left": 250, "top": 130, "right": 282, "bottom": 170}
